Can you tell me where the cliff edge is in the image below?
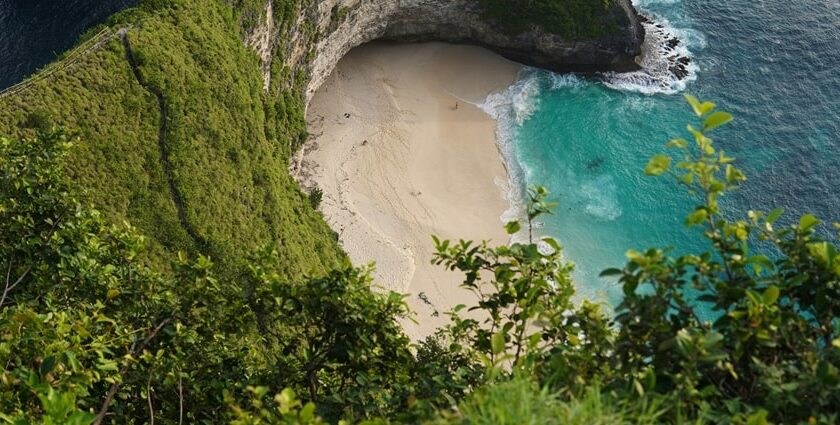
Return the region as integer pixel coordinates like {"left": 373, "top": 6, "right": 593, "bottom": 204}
{"left": 247, "top": 0, "right": 644, "bottom": 102}
{"left": 0, "top": 0, "right": 644, "bottom": 283}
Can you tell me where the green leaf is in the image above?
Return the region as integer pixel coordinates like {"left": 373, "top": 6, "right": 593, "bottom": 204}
{"left": 645, "top": 154, "right": 672, "bottom": 176}
{"left": 746, "top": 290, "right": 762, "bottom": 306}
{"left": 699, "top": 101, "right": 716, "bottom": 116}
{"left": 703, "top": 111, "right": 733, "bottom": 131}
{"left": 763, "top": 286, "right": 780, "bottom": 305}
{"left": 746, "top": 255, "right": 774, "bottom": 273}
{"left": 766, "top": 208, "right": 784, "bottom": 224}
{"left": 808, "top": 242, "right": 831, "bottom": 265}
{"left": 541, "top": 236, "right": 562, "bottom": 252}
{"left": 686, "top": 209, "right": 708, "bottom": 227}
{"left": 644, "top": 368, "right": 657, "bottom": 390}
{"left": 505, "top": 220, "right": 521, "bottom": 235}
{"left": 40, "top": 356, "right": 56, "bottom": 376}
{"left": 685, "top": 94, "right": 703, "bottom": 117}
{"left": 746, "top": 410, "right": 769, "bottom": 425}
{"left": 625, "top": 249, "right": 644, "bottom": 264}
{"left": 799, "top": 214, "right": 820, "bottom": 231}
{"left": 633, "top": 379, "right": 645, "bottom": 396}
{"left": 599, "top": 268, "right": 623, "bottom": 277}
{"left": 283, "top": 388, "right": 300, "bottom": 408}
{"left": 66, "top": 412, "right": 97, "bottom": 425}
{"left": 725, "top": 164, "right": 745, "bottom": 183}
{"left": 300, "top": 402, "right": 316, "bottom": 422}
{"left": 491, "top": 332, "right": 505, "bottom": 355}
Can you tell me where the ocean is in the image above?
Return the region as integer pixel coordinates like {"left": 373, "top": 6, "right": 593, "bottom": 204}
{"left": 0, "top": 0, "right": 136, "bottom": 90}
{"left": 481, "top": 0, "right": 840, "bottom": 306}
{"left": 2, "top": 0, "right": 838, "bottom": 308}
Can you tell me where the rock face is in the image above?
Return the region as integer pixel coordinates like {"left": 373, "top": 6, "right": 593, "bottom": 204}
{"left": 251, "top": 0, "right": 645, "bottom": 103}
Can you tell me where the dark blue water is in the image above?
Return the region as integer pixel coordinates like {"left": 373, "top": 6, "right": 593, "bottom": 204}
{"left": 483, "top": 0, "right": 840, "bottom": 305}
{"left": 0, "top": 0, "right": 136, "bottom": 89}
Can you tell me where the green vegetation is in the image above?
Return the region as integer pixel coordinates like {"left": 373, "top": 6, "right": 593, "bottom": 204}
{"left": 1, "top": 0, "right": 838, "bottom": 422}
{"left": 308, "top": 187, "right": 324, "bottom": 210}
{"left": 0, "top": 130, "right": 413, "bottom": 423}
{"left": 330, "top": 4, "right": 351, "bottom": 29}
{"left": 3, "top": 98, "right": 839, "bottom": 423}
{"left": 477, "top": 0, "right": 616, "bottom": 39}
{"left": 0, "top": 0, "right": 340, "bottom": 278}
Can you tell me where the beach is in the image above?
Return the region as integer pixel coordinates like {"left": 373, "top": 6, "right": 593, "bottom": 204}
{"left": 295, "top": 42, "right": 521, "bottom": 339}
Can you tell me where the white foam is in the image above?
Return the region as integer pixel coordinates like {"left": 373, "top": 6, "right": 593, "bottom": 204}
{"left": 477, "top": 69, "right": 546, "bottom": 238}
{"left": 549, "top": 72, "right": 583, "bottom": 90}
{"left": 634, "top": 0, "right": 681, "bottom": 6}
{"left": 481, "top": 70, "right": 543, "bottom": 125}
{"left": 600, "top": 15, "right": 700, "bottom": 94}
{"left": 580, "top": 175, "right": 623, "bottom": 221}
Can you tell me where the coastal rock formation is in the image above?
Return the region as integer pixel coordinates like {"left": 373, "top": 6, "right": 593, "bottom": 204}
{"left": 247, "top": 0, "right": 644, "bottom": 102}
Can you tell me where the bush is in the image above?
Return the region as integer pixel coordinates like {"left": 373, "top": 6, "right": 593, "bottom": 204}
{"left": 23, "top": 110, "right": 53, "bottom": 130}
{"left": 0, "top": 131, "right": 413, "bottom": 423}
{"left": 2, "top": 1, "right": 837, "bottom": 418}
{"left": 309, "top": 186, "right": 324, "bottom": 210}
{"left": 430, "top": 96, "right": 840, "bottom": 424}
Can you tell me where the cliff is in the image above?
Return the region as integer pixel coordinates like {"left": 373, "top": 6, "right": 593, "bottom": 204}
{"left": 0, "top": 0, "right": 643, "bottom": 280}
{"left": 247, "top": 0, "right": 644, "bottom": 102}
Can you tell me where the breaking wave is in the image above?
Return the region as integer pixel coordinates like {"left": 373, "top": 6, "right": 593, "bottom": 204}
{"left": 600, "top": 14, "right": 702, "bottom": 94}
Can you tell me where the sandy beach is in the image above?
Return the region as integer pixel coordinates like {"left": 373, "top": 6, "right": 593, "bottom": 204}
{"left": 294, "top": 42, "right": 521, "bottom": 339}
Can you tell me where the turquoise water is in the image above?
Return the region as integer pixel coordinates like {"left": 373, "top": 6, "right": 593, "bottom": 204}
{"left": 483, "top": 0, "right": 840, "bottom": 306}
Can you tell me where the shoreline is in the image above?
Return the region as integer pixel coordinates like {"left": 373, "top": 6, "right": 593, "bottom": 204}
{"left": 295, "top": 41, "right": 522, "bottom": 339}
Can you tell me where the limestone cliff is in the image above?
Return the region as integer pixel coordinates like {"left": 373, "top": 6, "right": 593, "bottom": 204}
{"left": 246, "top": 0, "right": 644, "bottom": 103}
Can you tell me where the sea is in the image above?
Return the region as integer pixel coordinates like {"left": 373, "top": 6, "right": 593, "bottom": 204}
{"left": 1, "top": 0, "right": 838, "bottom": 308}
{"left": 0, "top": 0, "right": 136, "bottom": 90}
{"left": 479, "top": 0, "right": 840, "bottom": 306}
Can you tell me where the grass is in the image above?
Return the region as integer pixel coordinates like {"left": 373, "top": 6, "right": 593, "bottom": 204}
{"left": 0, "top": 0, "right": 342, "bottom": 278}
{"left": 440, "top": 377, "right": 702, "bottom": 425}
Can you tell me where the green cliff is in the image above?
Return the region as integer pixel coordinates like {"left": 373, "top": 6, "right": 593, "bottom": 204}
{"left": 0, "top": 0, "right": 642, "bottom": 277}
{"left": 0, "top": 0, "right": 341, "bottom": 278}
{"left": 7, "top": 1, "right": 837, "bottom": 424}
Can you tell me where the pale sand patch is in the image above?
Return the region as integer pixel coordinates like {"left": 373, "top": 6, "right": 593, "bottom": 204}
{"left": 294, "top": 42, "right": 521, "bottom": 340}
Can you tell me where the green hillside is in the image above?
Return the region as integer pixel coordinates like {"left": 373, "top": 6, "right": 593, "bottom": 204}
{"left": 0, "top": 0, "right": 341, "bottom": 277}
{"left": 1, "top": 0, "right": 839, "bottom": 424}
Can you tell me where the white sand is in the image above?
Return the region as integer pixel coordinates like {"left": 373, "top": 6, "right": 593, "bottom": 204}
{"left": 294, "top": 42, "right": 521, "bottom": 339}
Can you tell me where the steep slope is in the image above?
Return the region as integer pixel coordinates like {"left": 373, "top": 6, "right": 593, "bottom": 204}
{"left": 0, "top": 0, "right": 343, "bottom": 277}
{"left": 295, "top": 0, "right": 643, "bottom": 101}
{"left": 0, "top": 0, "right": 642, "bottom": 277}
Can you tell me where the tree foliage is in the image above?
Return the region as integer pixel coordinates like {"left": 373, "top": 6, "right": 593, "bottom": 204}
{"left": 477, "top": 0, "right": 616, "bottom": 39}
{"left": 0, "top": 131, "right": 416, "bottom": 423}
{"left": 2, "top": 4, "right": 838, "bottom": 419}
{"left": 429, "top": 96, "right": 840, "bottom": 424}
{"left": 0, "top": 0, "right": 341, "bottom": 278}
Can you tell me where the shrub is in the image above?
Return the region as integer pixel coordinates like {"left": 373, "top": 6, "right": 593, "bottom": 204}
{"left": 23, "top": 110, "right": 53, "bottom": 130}
{"left": 309, "top": 186, "right": 324, "bottom": 210}
{"left": 431, "top": 96, "right": 840, "bottom": 424}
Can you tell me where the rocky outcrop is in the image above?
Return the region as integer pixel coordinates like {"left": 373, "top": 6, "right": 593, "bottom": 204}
{"left": 248, "top": 0, "right": 644, "bottom": 103}
{"left": 243, "top": 0, "right": 275, "bottom": 91}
